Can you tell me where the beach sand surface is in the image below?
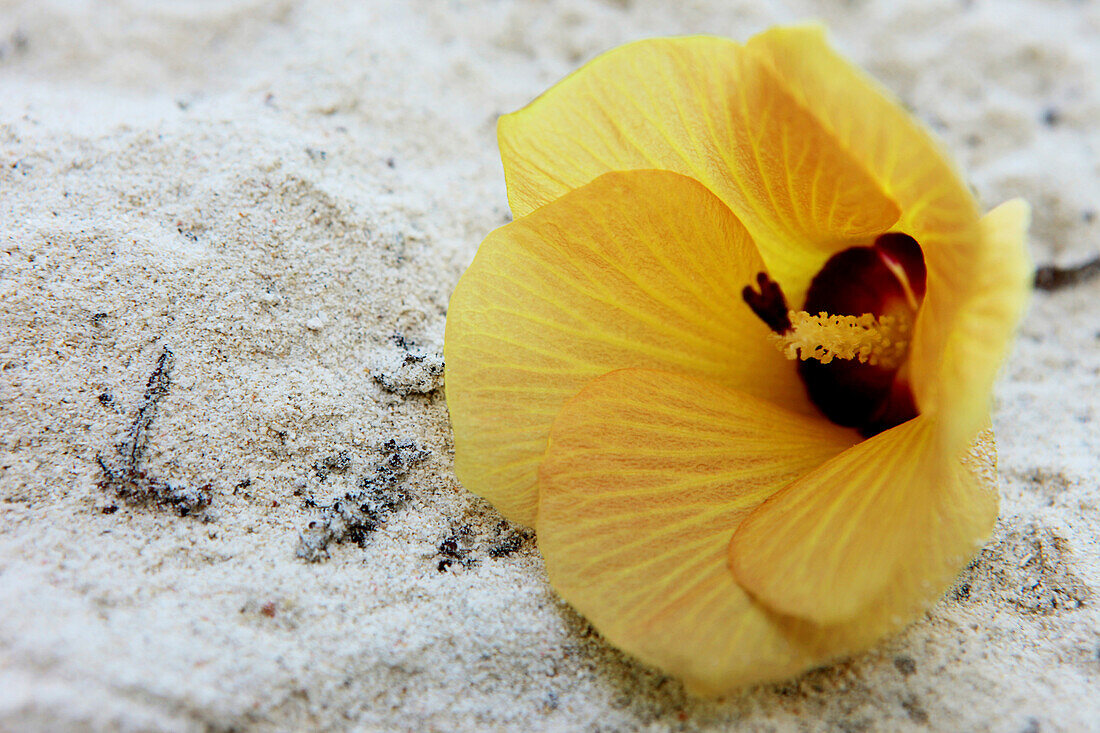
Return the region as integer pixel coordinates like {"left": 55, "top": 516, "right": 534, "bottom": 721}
{"left": 1, "top": 1, "right": 1099, "bottom": 730}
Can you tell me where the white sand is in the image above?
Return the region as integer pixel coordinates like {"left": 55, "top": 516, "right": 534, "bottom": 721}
{"left": 2, "top": 1, "right": 1098, "bottom": 730}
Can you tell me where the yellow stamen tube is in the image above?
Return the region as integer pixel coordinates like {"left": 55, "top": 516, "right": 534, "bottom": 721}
{"left": 770, "top": 310, "right": 911, "bottom": 369}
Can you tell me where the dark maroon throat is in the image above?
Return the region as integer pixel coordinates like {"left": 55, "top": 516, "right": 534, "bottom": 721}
{"left": 743, "top": 232, "right": 927, "bottom": 437}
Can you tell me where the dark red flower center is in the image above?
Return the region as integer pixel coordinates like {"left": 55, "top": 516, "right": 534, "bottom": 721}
{"left": 743, "top": 233, "right": 927, "bottom": 437}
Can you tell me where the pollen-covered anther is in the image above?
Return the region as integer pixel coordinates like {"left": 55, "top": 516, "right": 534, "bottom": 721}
{"left": 769, "top": 310, "right": 912, "bottom": 369}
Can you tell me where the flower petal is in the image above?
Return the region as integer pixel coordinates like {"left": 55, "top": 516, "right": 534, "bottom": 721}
{"left": 915, "top": 200, "right": 1033, "bottom": 453}
{"left": 729, "top": 416, "right": 998, "bottom": 625}
{"left": 747, "top": 26, "right": 1031, "bottom": 447}
{"left": 746, "top": 25, "right": 977, "bottom": 241}
{"left": 444, "top": 170, "right": 807, "bottom": 526}
{"left": 498, "top": 36, "right": 901, "bottom": 302}
{"left": 536, "top": 368, "right": 857, "bottom": 693}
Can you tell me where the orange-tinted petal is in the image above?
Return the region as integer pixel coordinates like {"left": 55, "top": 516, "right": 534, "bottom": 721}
{"left": 536, "top": 368, "right": 857, "bottom": 693}
{"left": 746, "top": 25, "right": 978, "bottom": 243}
{"left": 915, "top": 200, "right": 1033, "bottom": 453}
{"left": 444, "top": 170, "right": 807, "bottom": 527}
{"left": 729, "top": 416, "right": 998, "bottom": 625}
{"left": 498, "top": 36, "right": 900, "bottom": 303}
{"left": 747, "top": 26, "right": 1031, "bottom": 447}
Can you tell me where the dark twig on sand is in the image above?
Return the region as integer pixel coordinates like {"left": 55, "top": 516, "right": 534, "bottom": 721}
{"left": 1034, "top": 255, "right": 1100, "bottom": 291}
{"left": 96, "top": 348, "right": 212, "bottom": 516}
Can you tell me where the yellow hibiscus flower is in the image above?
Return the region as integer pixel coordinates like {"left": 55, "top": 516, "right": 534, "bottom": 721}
{"left": 444, "top": 25, "right": 1032, "bottom": 694}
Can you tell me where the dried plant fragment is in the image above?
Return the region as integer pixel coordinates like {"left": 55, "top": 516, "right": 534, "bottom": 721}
{"left": 297, "top": 439, "right": 429, "bottom": 562}
{"left": 96, "top": 348, "right": 212, "bottom": 517}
